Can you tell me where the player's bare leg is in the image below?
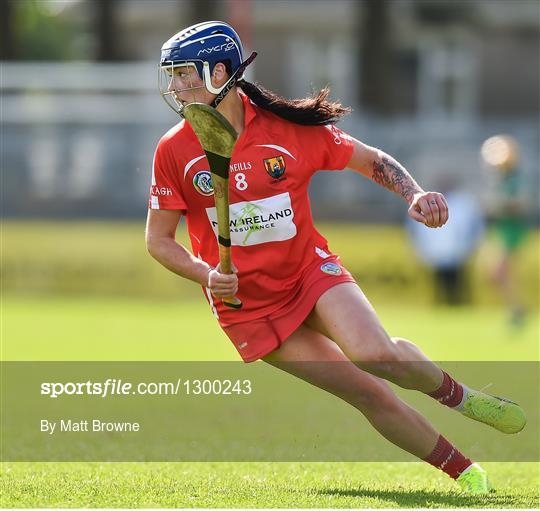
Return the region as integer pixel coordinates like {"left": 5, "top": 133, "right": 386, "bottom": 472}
{"left": 305, "top": 282, "right": 443, "bottom": 392}
{"left": 263, "top": 324, "right": 439, "bottom": 458}
{"left": 262, "top": 324, "right": 489, "bottom": 490}
{"left": 306, "top": 282, "right": 526, "bottom": 434}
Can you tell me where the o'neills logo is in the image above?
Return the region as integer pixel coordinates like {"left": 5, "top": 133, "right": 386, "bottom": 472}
{"left": 230, "top": 161, "right": 252, "bottom": 172}
{"left": 193, "top": 170, "right": 213, "bottom": 196}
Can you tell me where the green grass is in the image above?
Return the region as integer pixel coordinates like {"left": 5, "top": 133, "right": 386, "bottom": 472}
{"left": 1, "top": 289, "right": 539, "bottom": 360}
{"left": 2, "top": 297, "right": 538, "bottom": 361}
{"left": 1, "top": 221, "right": 539, "bottom": 507}
{"left": 1, "top": 462, "right": 538, "bottom": 508}
{"left": 2, "top": 297, "right": 539, "bottom": 507}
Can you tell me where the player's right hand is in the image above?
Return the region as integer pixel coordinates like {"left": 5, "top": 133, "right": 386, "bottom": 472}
{"left": 207, "top": 264, "right": 238, "bottom": 298}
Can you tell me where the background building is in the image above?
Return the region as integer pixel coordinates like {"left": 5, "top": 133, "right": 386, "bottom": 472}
{"left": 1, "top": 0, "right": 539, "bottom": 222}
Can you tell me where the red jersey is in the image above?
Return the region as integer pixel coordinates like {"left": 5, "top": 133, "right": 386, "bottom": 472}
{"left": 149, "top": 93, "right": 354, "bottom": 326}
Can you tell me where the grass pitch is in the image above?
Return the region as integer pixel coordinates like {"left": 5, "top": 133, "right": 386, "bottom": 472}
{"left": 1, "top": 296, "right": 539, "bottom": 508}
{"left": 2, "top": 297, "right": 538, "bottom": 361}
{"left": 2, "top": 462, "right": 539, "bottom": 508}
{"left": 1, "top": 221, "right": 538, "bottom": 507}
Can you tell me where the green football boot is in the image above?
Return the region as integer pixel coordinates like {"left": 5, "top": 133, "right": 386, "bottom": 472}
{"left": 461, "top": 389, "right": 526, "bottom": 434}
{"left": 456, "top": 464, "right": 494, "bottom": 494}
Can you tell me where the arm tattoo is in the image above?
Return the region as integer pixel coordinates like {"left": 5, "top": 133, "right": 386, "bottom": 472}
{"left": 371, "top": 156, "right": 422, "bottom": 203}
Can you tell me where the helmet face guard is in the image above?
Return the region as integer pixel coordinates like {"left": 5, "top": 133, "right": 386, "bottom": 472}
{"left": 158, "top": 21, "right": 257, "bottom": 116}
{"left": 158, "top": 61, "right": 206, "bottom": 116}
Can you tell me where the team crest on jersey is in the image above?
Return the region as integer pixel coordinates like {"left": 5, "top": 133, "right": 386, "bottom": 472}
{"left": 263, "top": 156, "right": 286, "bottom": 179}
{"left": 320, "top": 262, "right": 342, "bottom": 276}
{"left": 193, "top": 170, "right": 214, "bottom": 196}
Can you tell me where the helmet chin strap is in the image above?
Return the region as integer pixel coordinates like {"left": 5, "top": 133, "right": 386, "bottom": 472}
{"left": 203, "top": 52, "right": 257, "bottom": 109}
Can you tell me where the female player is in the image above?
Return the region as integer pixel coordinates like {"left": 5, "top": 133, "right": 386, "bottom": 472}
{"left": 146, "top": 21, "right": 526, "bottom": 494}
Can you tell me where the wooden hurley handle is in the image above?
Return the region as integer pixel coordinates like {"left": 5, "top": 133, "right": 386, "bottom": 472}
{"left": 218, "top": 244, "right": 242, "bottom": 309}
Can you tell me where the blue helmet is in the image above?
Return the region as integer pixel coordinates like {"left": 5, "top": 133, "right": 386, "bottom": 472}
{"left": 158, "top": 21, "right": 257, "bottom": 115}
{"left": 161, "top": 21, "right": 244, "bottom": 81}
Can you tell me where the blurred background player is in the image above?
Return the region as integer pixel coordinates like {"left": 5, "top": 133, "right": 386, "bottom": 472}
{"left": 481, "top": 135, "right": 529, "bottom": 326}
{"left": 407, "top": 176, "right": 485, "bottom": 305}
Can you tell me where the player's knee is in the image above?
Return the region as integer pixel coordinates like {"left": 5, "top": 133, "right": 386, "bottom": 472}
{"left": 344, "top": 326, "right": 394, "bottom": 363}
{"left": 391, "top": 336, "right": 415, "bottom": 352}
{"left": 391, "top": 336, "right": 425, "bottom": 362}
{"left": 357, "top": 339, "right": 401, "bottom": 365}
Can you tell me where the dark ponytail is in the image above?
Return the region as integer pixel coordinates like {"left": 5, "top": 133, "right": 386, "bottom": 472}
{"left": 237, "top": 79, "right": 351, "bottom": 126}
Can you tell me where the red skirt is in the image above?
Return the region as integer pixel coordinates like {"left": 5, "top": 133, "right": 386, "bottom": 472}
{"left": 222, "top": 256, "right": 355, "bottom": 362}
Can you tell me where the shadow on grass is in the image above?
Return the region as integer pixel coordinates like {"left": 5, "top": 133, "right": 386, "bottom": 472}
{"left": 317, "top": 488, "right": 523, "bottom": 508}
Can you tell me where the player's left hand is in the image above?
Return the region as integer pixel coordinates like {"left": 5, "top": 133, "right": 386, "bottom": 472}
{"left": 408, "top": 191, "right": 449, "bottom": 228}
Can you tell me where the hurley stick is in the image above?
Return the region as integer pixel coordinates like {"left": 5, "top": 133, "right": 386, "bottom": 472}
{"left": 183, "top": 103, "right": 242, "bottom": 309}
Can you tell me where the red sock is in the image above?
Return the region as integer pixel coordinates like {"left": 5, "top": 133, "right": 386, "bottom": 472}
{"left": 423, "top": 435, "right": 472, "bottom": 479}
{"left": 428, "top": 371, "right": 464, "bottom": 408}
